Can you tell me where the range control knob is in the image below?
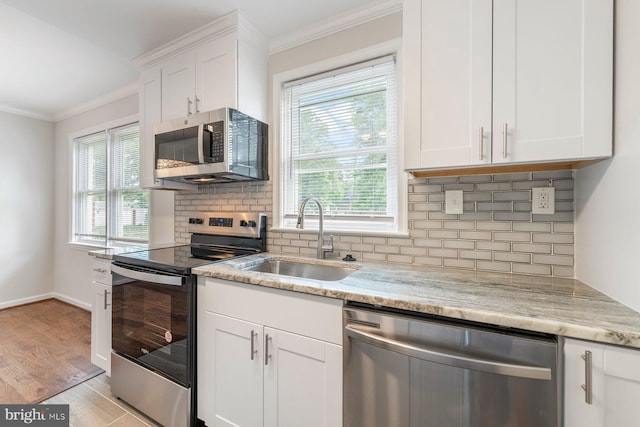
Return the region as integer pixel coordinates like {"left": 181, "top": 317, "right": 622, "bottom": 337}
{"left": 188, "top": 218, "right": 204, "bottom": 225}
{"left": 247, "top": 220, "right": 257, "bottom": 228}
{"left": 239, "top": 220, "right": 248, "bottom": 227}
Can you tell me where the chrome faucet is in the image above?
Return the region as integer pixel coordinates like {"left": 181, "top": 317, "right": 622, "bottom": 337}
{"left": 296, "top": 197, "right": 334, "bottom": 259}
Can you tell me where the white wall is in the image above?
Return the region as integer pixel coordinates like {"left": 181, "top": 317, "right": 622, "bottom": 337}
{"left": 53, "top": 94, "right": 138, "bottom": 308}
{"left": 576, "top": 0, "right": 640, "bottom": 312}
{"left": 0, "top": 111, "right": 54, "bottom": 308}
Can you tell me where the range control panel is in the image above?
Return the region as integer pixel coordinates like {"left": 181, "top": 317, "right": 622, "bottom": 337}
{"left": 187, "top": 212, "right": 265, "bottom": 237}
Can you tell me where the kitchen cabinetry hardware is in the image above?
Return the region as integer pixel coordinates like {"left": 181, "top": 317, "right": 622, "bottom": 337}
{"left": 103, "top": 289, "right": 111, "bottom": 310}
{"left": 264, "top": 334, "right": 271, "bottom": 365}
{"left": 345, "top": 324, "right": 551, "bottom": 380}
{"left": 187, "top": 97, "right": 193, "bottom": 115}
{"left": 195, "top": 96, "right": 200, "bottom": 113}
{"left": 581, "top": 350, "right": 593, "bottom": 404}
{"left": 502, "top": 123, "right": 508, "bottom": 158}
{"left": 250, "top": 330, "right": 257, "bottom": 360}
{"left": 479, "top": 126, "right": 484, "bottom": 160}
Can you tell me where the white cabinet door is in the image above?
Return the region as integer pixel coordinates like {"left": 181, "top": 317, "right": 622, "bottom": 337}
{"left": 161, "top": 52, "right": 196, "bottom": 121}
{"left": 199, "top": 312, "right": 263, "bottom": 427}
{"left": 195, "top": 34, "right": 237, "bottom": 113}
{"left": 91, "top": 282, "right": 112, "bottom": 375}
{"left": 404, "top": 0, "right": 492, "bottom": 170}
{"left": 564, "top": 338, "right": 640, "bottom": 427}
{"left": 492, "top": 0, "right": 613, "bottom": 164}
{"left": 263, "top": 328, "right": 342, "bottom": 427}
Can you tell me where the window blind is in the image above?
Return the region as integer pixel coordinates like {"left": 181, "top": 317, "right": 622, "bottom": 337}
{"left": 281, "top": 57, "right": 398, "bottom": 231}
{"left": 73, "top": 123, "right": 148, "bottom": 245}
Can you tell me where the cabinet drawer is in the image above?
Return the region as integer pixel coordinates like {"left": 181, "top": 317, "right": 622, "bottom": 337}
{"left": 199, "top": 278, "right": 343, "bottom": 345}
{"left": 91, "top": 259, "right": 112, "bottom": 285}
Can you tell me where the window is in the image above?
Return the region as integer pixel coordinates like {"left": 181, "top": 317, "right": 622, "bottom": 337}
{"left": 73, "top": 122, "right": 149, "bottom": 246}
{"left": 280, "top": 56, "right": 399, "bottom": 232}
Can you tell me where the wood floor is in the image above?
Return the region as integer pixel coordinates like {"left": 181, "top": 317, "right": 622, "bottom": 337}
{"left": 0, "top": 298, "right": 103, "bottom": 404}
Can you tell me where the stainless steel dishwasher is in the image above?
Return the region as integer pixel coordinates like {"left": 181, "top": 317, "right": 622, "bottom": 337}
{"left": 344, "top": 304, "right": 562, "bottom": 427}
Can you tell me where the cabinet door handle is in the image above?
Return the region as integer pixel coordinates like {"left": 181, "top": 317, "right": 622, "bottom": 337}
{"left": 502, "top": 123, "right": 509, "bottom": 158}
{"left": 264, "top": 334, "right": 272, "bottom": 366}
{"left": 187, "top": 97, "right": 193, "bottom": 115}
{"left": 195, "top": 96, "right": 200, "bottom": 113}
{"left": 250, "top": 330, "right": 257, "bottom": 361}
{"left": 103, "top": 289, "right": 111, "bottom": 310}
{"left": 581, "top": 350, "right": 593, "bottom": 405}
{"left": 93, "top": 268, "right": 107, "bottom": 273}
{"left": 479, "top": 126, "right": 484, "bottom": 160}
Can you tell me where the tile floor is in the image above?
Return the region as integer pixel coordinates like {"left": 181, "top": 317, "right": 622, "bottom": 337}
{"left": 42, "top": 373, "right": 161, "bottom": 427}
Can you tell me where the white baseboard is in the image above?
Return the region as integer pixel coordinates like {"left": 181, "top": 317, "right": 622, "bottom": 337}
{"left": 0, "top": 293, "right": 55, "bottom": 310}
{"left": 53, "top": 292, "right": 92, "bottom": 311}
{"left": 0, "top": 292, "right": 92, "bottom": 312}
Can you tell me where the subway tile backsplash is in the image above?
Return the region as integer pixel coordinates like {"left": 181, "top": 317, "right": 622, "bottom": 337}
{"left": 175, "top": 169, "right": 575, "bottom": 278}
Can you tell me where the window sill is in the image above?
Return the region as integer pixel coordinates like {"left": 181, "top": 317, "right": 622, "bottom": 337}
{"left": 269, "top": 227, "right": 409, "bottom": 238}
{"left": 66, "top": 242, "right": 110, "bottom": 252}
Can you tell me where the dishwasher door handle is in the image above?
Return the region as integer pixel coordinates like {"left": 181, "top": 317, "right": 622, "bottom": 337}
{"left": 345, "top": 325, "right": 552, "bottom": 380}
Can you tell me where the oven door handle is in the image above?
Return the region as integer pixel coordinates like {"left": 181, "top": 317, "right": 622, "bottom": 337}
{"left": 345, "top": 324, "right": 552, "bottom": 380}
{"left": 111, "top": 264, "right": 184, "bottom": 286}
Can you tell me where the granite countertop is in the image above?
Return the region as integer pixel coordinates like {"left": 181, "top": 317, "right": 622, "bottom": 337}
{"left": 193, "top": 253, "right": 640, "bottom": 350}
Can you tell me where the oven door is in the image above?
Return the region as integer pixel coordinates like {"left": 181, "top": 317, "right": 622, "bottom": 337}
{"left": 111, "top": 263, "right": 194, "bottom": 387}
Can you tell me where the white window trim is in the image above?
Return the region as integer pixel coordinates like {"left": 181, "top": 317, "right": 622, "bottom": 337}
{"left": 67, "top": 114, "right": 140, "bottom": 248}
{"left": 271, "top": 39, "right": 407, "bottom": 235}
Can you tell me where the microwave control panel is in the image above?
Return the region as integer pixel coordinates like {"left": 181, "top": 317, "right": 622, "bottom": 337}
{"left": 207, "top": 121, "right": 225, "bottom": 163}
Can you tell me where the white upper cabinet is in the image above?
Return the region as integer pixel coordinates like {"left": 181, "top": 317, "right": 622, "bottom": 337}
{"left": 160, "top": 34, "right": 238, "bottom": 121}
{"left": 404, "top": 0, "right": 613, "bottom": 173}
{"left": 135, "top": 12, "right": 267, "bottom": 189}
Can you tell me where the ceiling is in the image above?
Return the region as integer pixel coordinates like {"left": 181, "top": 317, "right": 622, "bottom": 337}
{"left": 0, "top": 0, "right": 400, "bottom": 121}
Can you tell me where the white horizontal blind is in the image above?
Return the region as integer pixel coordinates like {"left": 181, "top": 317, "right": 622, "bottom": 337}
{"left": 281, "top": 57, "right": 398, "bottom": 232}
{"left": 108, "top": 124, "right": 149, "bottom": 244}
{"left": 73, "top": 123, "right": 148, "bottom": 246}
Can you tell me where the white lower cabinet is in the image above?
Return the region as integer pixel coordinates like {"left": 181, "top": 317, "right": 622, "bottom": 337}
{"left": 197, "top": 278, "right": 343, "bottom": 427}
{"left": 564, "top": 338, "right": 640, "bottom": 427}
{"left": 90, "top": 259, "right": 112, "bottom": 375}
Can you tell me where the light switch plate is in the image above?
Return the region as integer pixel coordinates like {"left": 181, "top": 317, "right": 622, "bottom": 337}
{"left": 532, "top": 187, "right": 555, "bottom": 214}
{"left": 445, "top": 190, "right": 464, "bottom": 214}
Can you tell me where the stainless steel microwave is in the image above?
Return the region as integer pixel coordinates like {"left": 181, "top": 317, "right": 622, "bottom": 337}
{"left": 153, "top": 108, "right": 268, "bottom": 184}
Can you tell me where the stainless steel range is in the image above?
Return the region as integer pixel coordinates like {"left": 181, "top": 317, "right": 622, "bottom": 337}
{"left": 110, "top": 212, "right": 266, "bottom": 427}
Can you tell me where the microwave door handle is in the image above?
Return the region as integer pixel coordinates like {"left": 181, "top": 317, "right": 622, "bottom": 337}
{"left": 344, "top": 325, "right": 552, "bottom": 380}
{"left": 198, "top": 123, "right": 205, "bottom": 163}
{"left": 111, "top": 264, "right": 183, "bottom": 286}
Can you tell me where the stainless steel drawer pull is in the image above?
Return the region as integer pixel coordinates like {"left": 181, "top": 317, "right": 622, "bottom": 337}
{"left": 103, "top": 289, "right": 111, "bottom": 310}
{"left": 195, "top": 96, "right": 200, "bottom": 113}
{"left": 264, "top": 334, "right": 272, "bottom": 366}
{"left": 187, "top": 97, "right": 193, "bottom": 115}
{"left": 345, "top": 324, "right": 552, "bottom": 380}
{"left": 479, "top": 126, "right": 484, "bottom": 160}
{"left": 502, "top": 123, "right": 508, "bottom": 158}
{"left": 581, "top": 350, "right": 593, "bottom": 404}
{"left": 93, "top": 268, "right": 107, "bottom": 273}
{"left": 250, "top": 330, "right": 257, "bottom": 361}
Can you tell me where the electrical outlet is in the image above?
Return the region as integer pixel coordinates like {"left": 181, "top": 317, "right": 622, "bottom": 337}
{"left": 532, "top": 187, "right": 555, "bottom": 214}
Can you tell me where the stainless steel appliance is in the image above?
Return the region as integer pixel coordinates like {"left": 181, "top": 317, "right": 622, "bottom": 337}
{"left": 110, "top": 212, "right": 267, "bottom": 427}
{"left": 153, "top": 108, "right": 268, "bottom": 184}
{"left": 344, "top": 304, "right": 561, "bottom": 427}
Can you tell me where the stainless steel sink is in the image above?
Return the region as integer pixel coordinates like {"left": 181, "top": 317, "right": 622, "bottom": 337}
{"left": 243, "top": 259, "right": 357, "bottom": 281}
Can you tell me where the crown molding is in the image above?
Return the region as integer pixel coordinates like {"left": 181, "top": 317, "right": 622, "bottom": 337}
{"left": 269, "top": 0, "right": 402, "bottom": 55}
{"left": 0, "top": 104, "right": 54, "bottom": 122}
{"left": 133, "top": 11, "right": 239, "bottom": 70}
{"left": 52, "top": 82, "right": 139, "bottom": 122}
